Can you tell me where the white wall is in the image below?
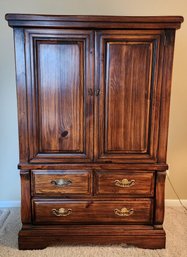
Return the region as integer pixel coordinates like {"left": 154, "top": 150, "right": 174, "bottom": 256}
{"left": 0, "top": 0, "right": 187, "bottom": 201}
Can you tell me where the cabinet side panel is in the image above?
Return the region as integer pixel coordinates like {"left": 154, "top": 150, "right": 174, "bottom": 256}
{"left": 13, "top": 29, "right": 28, "bottom": 162}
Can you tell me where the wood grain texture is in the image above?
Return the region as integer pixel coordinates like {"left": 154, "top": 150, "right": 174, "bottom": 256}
{"left": 20, "top": 171, "right": 31, "bottom": 224}
{"left": 154, "top": 171, "right": 166, "bottom": 227}
{"left": 32, "top": 170, "right": 92, "bottom": 196}
{"left": 95, "top": 31, "right": 162, "bottom": 162}
{"left": 24, "top": 29, "right": 94, "bottom": 163}
{"left": 157, "top": 30, "right": 176, "bottom": 162}
{"left": 18, "top": 225, "right": 165, "bottom": 249}
{"left": 106, "top": 42, "right": 151, "bottom": 152}
{"left": 6, "top": 14, "right": 183, "bottom": 29}
{"left": 13, "top": 29, "right": 29, "bottom": 162}
{"left": 6, "top": 14, "right": 183, "bottom": 250}
{"left": 18, "top": 163, "right": 168, "bottom": 170}
{"left": 95, "top": 171, "right": 154, "bottom": 196}
{"left": 38, "top": 41, "right": 84, "bottom": 153}
{"left": 33, "top": 199, "right": 153, "bottom": 224}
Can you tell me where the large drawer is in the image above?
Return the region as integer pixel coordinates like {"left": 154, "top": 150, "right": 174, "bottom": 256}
{"left": 32, "top": 199, "right": 153, "bottom": 224}
{"left": 95, "top": 171, "right": 155, "bottom": 197}
{"left": 32, "top": 170, "right": 92, "bottom": 196}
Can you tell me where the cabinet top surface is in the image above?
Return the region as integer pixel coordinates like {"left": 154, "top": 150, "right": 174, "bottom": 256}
{"left": 5, "top": 14, "right": 183, "bottom": 29}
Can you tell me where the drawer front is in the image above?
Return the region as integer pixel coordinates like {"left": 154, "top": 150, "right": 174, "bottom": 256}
{"left": 33, "top": 199, "right": 153, "bottom": 224}
{"left": 32, "top": 170, "right": 92, "bottom": 196}
{"left": 95, "top": 171, "right": 154, "bottom": 196}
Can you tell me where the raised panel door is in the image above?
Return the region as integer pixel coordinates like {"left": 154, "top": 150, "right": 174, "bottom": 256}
{"left": 95, "top": 30, "right": 164, "bottom": 163}
{"left": 25, "top": 29, "right": 94, "bottom": 163}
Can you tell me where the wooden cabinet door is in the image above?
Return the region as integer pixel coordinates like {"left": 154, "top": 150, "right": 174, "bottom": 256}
{"left": 95, "top": 30, "right": 164, "bottom": 163}
{"left": 25, "top": 29, "right": 94, "bottom": 163}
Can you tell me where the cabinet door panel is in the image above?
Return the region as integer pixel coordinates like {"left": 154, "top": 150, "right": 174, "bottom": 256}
{"left": 39, "top": 43, "right": 83, "bottom": 152}
{"left": 95, "top": 30, "right": 164, "bottom": 162}
{"left": 25, "top": 30, "right": 94, "bottom": 162}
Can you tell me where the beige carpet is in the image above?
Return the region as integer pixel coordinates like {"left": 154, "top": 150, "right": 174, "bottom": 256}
{"left": 0, "top": 209, "right": 10, "bottom": 235}
{"left": 0, "top": 207, "right": 186, "bottom": 257}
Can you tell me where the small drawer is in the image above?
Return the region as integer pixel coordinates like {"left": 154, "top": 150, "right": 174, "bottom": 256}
{"left": 33, "top": 199, "right": 153, "bottom": 224}
{"left": 32, "top": 170, "right": 92, "bottom": 196}
{"left": 95, "top": 171, "right": 154, "bottom": 197}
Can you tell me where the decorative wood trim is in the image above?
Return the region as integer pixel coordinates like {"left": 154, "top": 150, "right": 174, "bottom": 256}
{"left": 1, "top": 199, "right": 186, "bottom": 208}
{"left": 6, "top": 14, "right": 183, "bottom": 29}
{"left": 18, "top": 226, "right": 165, "bottom": 249}
{"left": 18, "top": 163, "right": 168, "bottom": 171}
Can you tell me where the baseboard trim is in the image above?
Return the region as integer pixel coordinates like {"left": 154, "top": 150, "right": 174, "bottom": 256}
{"left": 0, "top": 201, "right": 21, "bottom": 208}
{"left": 0, "top": 200, "right": 187, "bottom": 208}
{"left": 165, "top": 199, "right": 187, "bottom": 207}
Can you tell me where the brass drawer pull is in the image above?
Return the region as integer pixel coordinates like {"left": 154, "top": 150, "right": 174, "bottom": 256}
{"left": 114, "top": 207, "right": 134, "bottom": 217}
{"left": 52, "top": 208, "right": 72, "bottom": 217}
{"left": 51, "top": 178, "right": 72, "bottom": 187}
{"left": 114, "top": 178, "right": 135, "bottom": 188}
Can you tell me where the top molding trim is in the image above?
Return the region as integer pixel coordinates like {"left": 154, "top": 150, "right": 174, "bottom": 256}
{"left": 5, "top": 14, "right": 184, "bottom": 29}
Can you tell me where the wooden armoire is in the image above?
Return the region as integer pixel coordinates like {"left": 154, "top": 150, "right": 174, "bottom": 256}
{"left": 6, "top": 14, "right": 183, "bottom": 250}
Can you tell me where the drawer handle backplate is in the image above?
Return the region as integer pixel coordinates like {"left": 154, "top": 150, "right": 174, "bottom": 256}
{"left": 114, "top": 179, "right": 135, "bottom": 188}
{"left": 114, "top": 207, "right": 134, "bottom": 217}
{"left": 51, "top": 179, "right": 72, "bottom": 187}
{"left": 52, "top": 208, "right": 72, "bottom": 217}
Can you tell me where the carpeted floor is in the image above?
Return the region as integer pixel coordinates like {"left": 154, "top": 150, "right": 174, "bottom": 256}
{"left": 0, "top": 207, "right": 186, "bottom": 257}
{"left": 0, "top": 209, "right": 10, "bottom": 235}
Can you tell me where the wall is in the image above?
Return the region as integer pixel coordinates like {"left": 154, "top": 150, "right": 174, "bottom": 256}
{"left": 0, "top": 0, "right": 187, "bottom": 201}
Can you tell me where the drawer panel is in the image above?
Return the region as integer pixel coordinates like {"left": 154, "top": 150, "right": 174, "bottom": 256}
{"left": 95, "top": 171, "right": 154, "bottom": 196}
{"left": 33, "top": 199, "right": 153, "bottom": 224}
{"left": 32, "top": 170, "right": 92, "bottom": 196}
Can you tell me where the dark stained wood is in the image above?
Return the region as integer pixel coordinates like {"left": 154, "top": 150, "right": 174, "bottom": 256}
{"left": 13, "top": 29, "right": 29, "bottom": 163}
{"left": 33, "top": 199, "right": 153, "bottom": 224}
{"left": 95, "top": 30, "right": 163, "bottom": 163}
{"left": 18, "top": 163, "right": 168, "bottom": 170}
{"left": 24, "top": 29, "right": 94, "bottom": 163}
{"left": 20, "top": 171, "right": 31, "bottom": 223}
{"left": 6, "top": 14, "right": 183, "bottom": 250}
{"left": 154, "top": 171, "right": 166, "bottom": 227}
{"left": 32, "top": 170, "right": 92, "bottom": 196}
{"left": 95, "top": 171, "right": 154, "bottom": 196}
{"left": 6, "top": 14, "right": 183, "bottom": 29}
{"left": 38, "top": 41, "right": 84, "bottom": 152}
{"left": 18, "top": 225, "right": 165, "bottom": 249}
{"left": 158, "top": 30, "right": 176, "bottom": 162}
{"left": 106, "top": 42, "right": 150, "bottom": 152}
{"left": 20, "top": 224, "right": 155, "bottom": 233}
